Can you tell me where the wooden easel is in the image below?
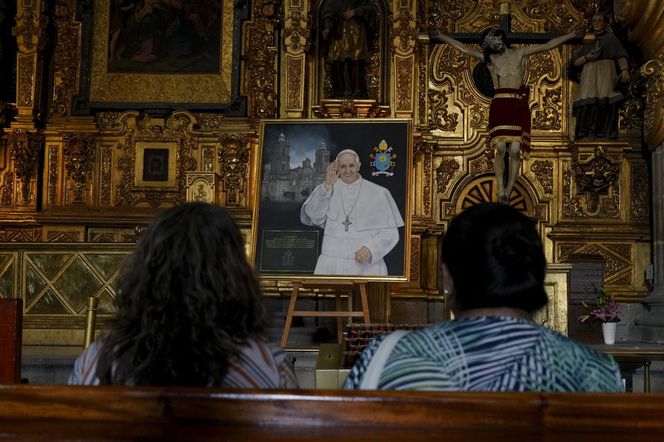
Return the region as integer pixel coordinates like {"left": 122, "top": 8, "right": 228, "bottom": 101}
{"left": 280, "top": 280, "right": 371, "bottom": 348}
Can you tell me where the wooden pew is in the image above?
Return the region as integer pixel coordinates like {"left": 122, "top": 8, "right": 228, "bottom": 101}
{"left": 1, "top": 385, "right": 664, "bottom": 441}
{"left": 0, "top": 298, "right": 22, "bottom": 384}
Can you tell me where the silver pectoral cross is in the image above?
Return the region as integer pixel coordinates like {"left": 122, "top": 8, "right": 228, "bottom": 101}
{"left": 342, "top": 216, "right": 352, "bottom": 232}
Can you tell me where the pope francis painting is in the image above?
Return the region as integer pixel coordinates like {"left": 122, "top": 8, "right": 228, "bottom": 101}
{"left": 300, "top": 149, "right": 404, "bottom": 275}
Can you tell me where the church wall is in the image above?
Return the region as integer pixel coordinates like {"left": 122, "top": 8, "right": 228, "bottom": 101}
{"left": 0, "top": 0, "right": 662, "bottom": 345}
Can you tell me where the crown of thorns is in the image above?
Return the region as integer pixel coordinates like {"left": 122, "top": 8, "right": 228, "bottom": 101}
{"left": 480, "top": 27, "right": 504, "bottom": 50}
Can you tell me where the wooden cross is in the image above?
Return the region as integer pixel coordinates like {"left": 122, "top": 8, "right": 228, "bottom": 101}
{"left": 430, "top": 1, "right": 567, "bottom": 46}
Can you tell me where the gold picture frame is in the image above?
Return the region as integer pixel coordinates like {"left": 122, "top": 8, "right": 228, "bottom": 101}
{"left": 89, "top": 0, "right": 235, "bottom": 106}
{"left": 135, "top": 141, "right": 178, "bottom": 188}
{"left": 252, "top": 119, "right": 412, "bottom": 282}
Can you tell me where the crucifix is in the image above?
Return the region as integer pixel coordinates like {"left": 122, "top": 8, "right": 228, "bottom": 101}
{"left": 342, "top": 216, "right": 352, "bottom": 231}
{"left": 425, "top": 1, "right": 582, "bottom": 204}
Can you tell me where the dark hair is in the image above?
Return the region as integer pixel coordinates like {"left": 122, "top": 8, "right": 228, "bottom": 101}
{"left": 480, "top": 27, "right": 509, "bottom": 64}
{"left": 442, "top": 203, "right": 547, "bottom": 313}
{"left": 97, "top": 203, "right": 265, "bottom": 386}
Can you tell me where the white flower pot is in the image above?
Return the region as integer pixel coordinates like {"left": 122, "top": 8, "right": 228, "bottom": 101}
{"left": 602, "top": 322, "right": 617, "bottom": 345}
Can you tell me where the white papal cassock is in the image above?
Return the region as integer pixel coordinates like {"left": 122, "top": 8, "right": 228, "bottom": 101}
{"left": 300, "top": 176, "right": 404, "bottom": 275}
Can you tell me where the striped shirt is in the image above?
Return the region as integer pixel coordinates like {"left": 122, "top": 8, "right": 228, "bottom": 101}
{"left": 68, "top": 338, "right": 298, "bottom": 388}
{"left": 343, "top": 316, "right": 623, "bottom": 392}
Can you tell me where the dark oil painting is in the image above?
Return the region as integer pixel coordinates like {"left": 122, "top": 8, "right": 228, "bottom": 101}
{"left": 107, "top": 0, "right": 221, "bottom": 74}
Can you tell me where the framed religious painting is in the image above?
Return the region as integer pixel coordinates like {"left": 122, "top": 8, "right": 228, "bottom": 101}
{"left": 252, "top": 119, "right": 412, "bottom": 281}
{"left": 72, "top": 0, "right": 247, "bottom": 114}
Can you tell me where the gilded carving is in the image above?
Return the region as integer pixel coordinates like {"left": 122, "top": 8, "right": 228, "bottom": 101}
{"left": 641, "top": 60, "right": 664, "bottom": 149}
{"left": 286, "top": 56, "right": 302, "bottom": 110}
{"left": 366, "top": 103, "right": 390, "bottom": 118}
{"left": 631, "top": 163, "right": 649, "bottom": 221}
{"left": 469, "top": 150, "right": 492, "bottom": 176}
{"left": 409, "top": 236, "right": 421, "bottom": 283}
{"left": 532, "top": 88, "right": 562, "bottom": 131}
{"left": 218, "top": 134, "right": 249, "bottom": 206}
{"left": 414, "top": 138, "right": 432, "bottom": 216}
{"left": 116, "top": 119, "right": 196, "bottom": 207}
{"left": 100, "top": 144, "right": 113, "bottom": 206}
{"left": 390, "top": 10, "right": 417, "bottom": 53}
{"left": 530, "top": 160, "right": 553, "bottom": 194}
{"left": 15, "top": 6, "right": 42, "bottom": 52}
{"left": 435, "top": 158, "right": 460, "bottom": 194}
{"left": 245, "top": 0, "right": 278, "bottom": 119}
{"left": 63, "top": 134, "right": 96, "bottom": 204}
{"left": 339, "top": 100, "right": 358, "bottom": 118}
{"left": 283, "top": 9, "right": 310, "bottom": 53}
{"left": 202, "top": 147, "right": 216, "bottom": 173}
{"left": 0, "top": 227, "right": 42, "bottom": 242}
{"left": 18, "top": 54, "right": 35, "bottom": 107}
{"left": 519, "top": 0, "right": 584, "bottom": 31}
{"left": 396, "top": 57, "right": 412, "bottom": 110}
{"left": 618, "top": 72, "right": 646, "bottom": 132}
{"left": 96, "top": 112, "right": 122, "bottom": 131}
{"left": 573, "top": 148, "right": 620, "bottom": 214}
{"left": 47, "top": 231, "right": 82, "bottom": 242}
{"left": 50, "top": 1, "right": 81, "bottom": 117}
{"left": 427, "top": 0, "right": 467, "bottom": 31}
{"left": 193, "top": 113, "right": 225, "bottom": 130}
{"left": 597, "top": 191, "right": 620, "bottom": 219}
{"left": 417, "top": 44, "right": 427, "bottom": 124}
{"left": 562, "top": 167, "right": 583, "bottom": 218}
{"left": 186, "top": 173, "right": 215, "bottom": 204}
{"left": 428, "top": 89, "right": 459, "bottom": 132}
{"left": 430, "top": 46, "right": 485, "bottom": 131}
{"left": 48, "top": 146, "right": 58, "bottom": 205}
{"left": 8, "top": 130, "right": 41, "bottom": 204}
{"left": 0, "top": 171, "right": 13, "bottom": 206}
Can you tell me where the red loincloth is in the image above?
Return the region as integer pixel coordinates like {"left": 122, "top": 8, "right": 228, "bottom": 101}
{"left": 488, "top": 86, "right": 531, "bottom": 153}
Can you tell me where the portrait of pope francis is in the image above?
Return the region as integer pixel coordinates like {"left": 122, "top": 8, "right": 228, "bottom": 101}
{"left": 300, "top": 149, "right": 404, "bottom": 275}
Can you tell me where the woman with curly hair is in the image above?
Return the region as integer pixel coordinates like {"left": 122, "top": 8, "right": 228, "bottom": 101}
{"left": 69, "top": 203, "right": 297, "bottom": 388}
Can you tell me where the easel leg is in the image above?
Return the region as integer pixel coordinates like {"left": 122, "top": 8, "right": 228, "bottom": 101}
{"left": 358, "top": 283, "right": 371, "bottom": 324}
{"left": 281, "top": 281, "right": 301, "bottom": 348}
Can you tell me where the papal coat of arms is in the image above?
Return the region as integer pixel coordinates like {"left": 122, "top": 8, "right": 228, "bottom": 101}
{"left": 369, "top": 139, "right": 397, "bottom": 176}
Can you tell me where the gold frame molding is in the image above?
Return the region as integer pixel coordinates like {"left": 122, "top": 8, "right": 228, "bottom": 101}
{"left": 89, "top": 0, "right": 234, "bottom": 105}
{"left": 252, "top": 118, "right": 413, "bottom": 282}
{"left": 135, "top": 141, "right": 178, "bottom": 188}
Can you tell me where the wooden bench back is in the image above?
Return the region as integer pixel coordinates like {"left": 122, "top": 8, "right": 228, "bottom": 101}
{"left": 1, "top": 385, "right": 664, "bottom": 440}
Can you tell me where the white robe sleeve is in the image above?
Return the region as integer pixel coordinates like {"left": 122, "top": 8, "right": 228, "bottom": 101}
{"left": 300, "top": 184, "right": 333, "bottom": 227}
{"left": 364, "top": 227, "right": 399, "bottom": 263}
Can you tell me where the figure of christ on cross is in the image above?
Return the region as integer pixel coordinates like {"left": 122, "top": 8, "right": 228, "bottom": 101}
{"left": 428, "top": 6, "right": 583, "bottom": 204}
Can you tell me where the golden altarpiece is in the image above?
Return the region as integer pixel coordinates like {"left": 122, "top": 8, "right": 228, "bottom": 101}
{"left": 0, "top": 0, "right": 663, "bottom": 345}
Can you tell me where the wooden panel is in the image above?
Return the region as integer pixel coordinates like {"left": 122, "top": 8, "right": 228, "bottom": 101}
{"left": 0, "top": 299, "right": 22, "bottom": 383}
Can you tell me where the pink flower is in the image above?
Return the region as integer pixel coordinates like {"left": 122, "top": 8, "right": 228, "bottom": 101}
{"left": 578, "top": 288, "right": 622, "bottom": 324}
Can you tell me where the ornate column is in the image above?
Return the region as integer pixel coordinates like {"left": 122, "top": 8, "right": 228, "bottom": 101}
{"left": 14, "top": 0, "right": 47, "bottom": 129}
{"left": 643, "top": 60, "right": 664, "bottom": 305}
{"left": 282, "top": 0, "right": 310, "bottom": 118}
{"left": 391, "top": 0, "right": 418, "bottom": 118}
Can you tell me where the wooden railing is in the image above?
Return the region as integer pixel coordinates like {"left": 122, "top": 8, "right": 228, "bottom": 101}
{"left": 1, "top": 385, "right": 664, "bottom": 440}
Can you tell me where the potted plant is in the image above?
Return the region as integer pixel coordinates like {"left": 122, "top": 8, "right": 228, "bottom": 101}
{"left": 578, "top": 286, "right": 622, "bottom": 344}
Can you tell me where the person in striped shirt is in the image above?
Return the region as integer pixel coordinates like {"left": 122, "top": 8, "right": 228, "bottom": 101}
{"left": 343, "top": 203, "right": 622, "bottom": 392}
{"left": 69, "top": 203, "right": 297, "bottom": 388}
